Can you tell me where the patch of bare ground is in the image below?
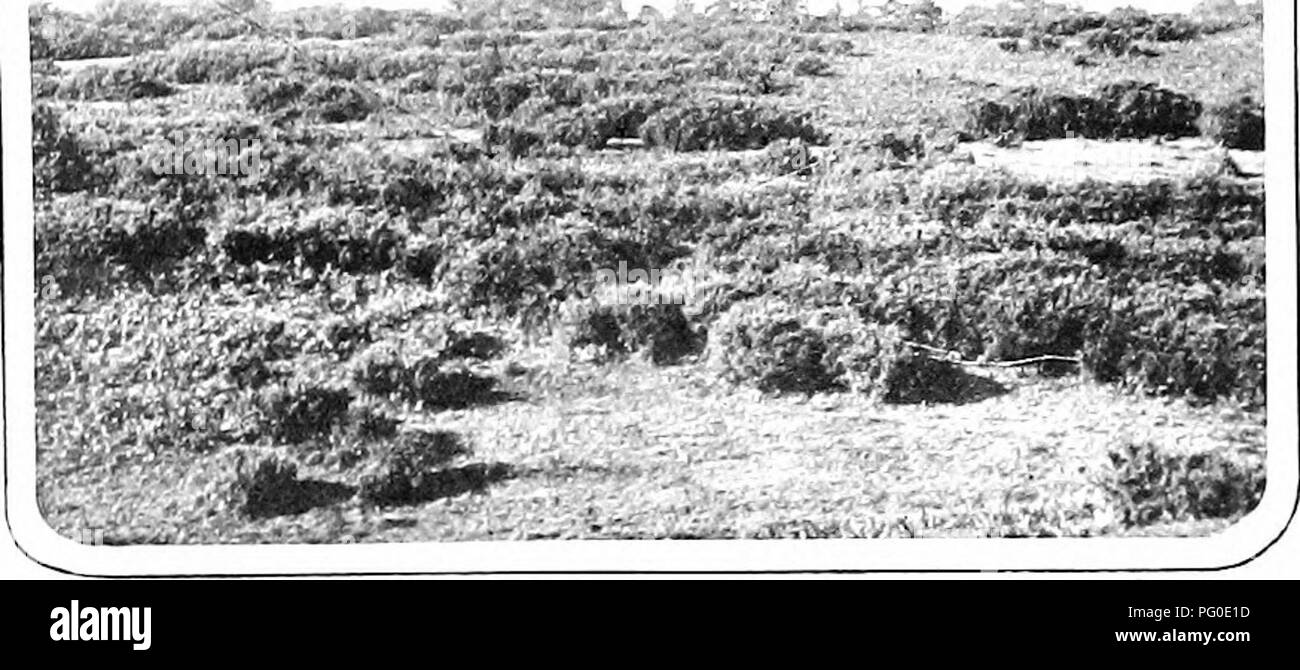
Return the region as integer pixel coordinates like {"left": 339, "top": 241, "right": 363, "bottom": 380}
{"left": 961, "top": 137, "right": 1262, "bottom": 184}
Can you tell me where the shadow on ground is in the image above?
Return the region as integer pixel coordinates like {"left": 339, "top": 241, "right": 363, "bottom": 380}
{"left": 887, "top": 361, "right": 1011, "bottom": 406}
{"left": 414, "top": 462, "right": 516, "bottom": 501}
{"left": 359, "top": 461, "right": 517, "bottom": 508}
{"left": 245, "top": 479, "right": 357, "bottom": 519}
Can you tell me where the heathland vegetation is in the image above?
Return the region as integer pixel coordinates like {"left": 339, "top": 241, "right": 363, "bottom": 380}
{"left": 31, "top": 0, "right": 1266, "bottom": 542}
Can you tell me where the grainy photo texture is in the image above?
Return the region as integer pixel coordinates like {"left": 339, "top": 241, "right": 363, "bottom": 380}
{"left": 29, "top": 0, "right": 1266, "bottom": 544}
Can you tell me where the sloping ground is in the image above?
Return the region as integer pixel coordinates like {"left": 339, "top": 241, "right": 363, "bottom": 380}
{"left": 962, "top": 137, "right": 1263, "bottom": 184}
{"left": 37, "top": 353, "right": 1264, "bottom": 543}
{"left": 33, "top": 22, "right": 1266, "bottom": 546}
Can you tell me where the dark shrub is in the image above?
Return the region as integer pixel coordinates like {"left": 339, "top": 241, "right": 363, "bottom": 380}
{"left": 707, "top": 299, "right": 933, "bottom": 398}
{"left": 32, "top": 103, "right": 98, "bottom": 193}
{"left": 1201, "top": 96, "right": 1264, "bottom": 150}
{"left": 303, "top": 80, "right": 375, "bottom": 122}
{"left": 246, "top": 74, "right": 307, "bottom": 113}
{"left": 54, "top": 64, "right": 176, "bottom": 101}
{"left": 964, "top": 81, "right": 1202, "bottom": 142}
{"left": 229, "top": 453, "right": 301, "bottom": 518}
{"left": 352, "top": 344, "right": 501, "bottom": 409}
{"left": 791, "top": 54, "right": 833, "bottom": 77}
{"left": 1105, "top": 441, "right": 1265, "bottom": 527}
{"left": 261, "top": 385, "right": 353, "bottom": 444}
{"left": 357, "top": 431, "right": 473, "bottom": 506}
{"left": 566, "top": 299, "right": 700, "bottom": 365}
{"left": 1082, "top": 295, "right": 1265, "bottom": 407}
{"left": 640, "top": 97, "right": 827, "bottom": 151}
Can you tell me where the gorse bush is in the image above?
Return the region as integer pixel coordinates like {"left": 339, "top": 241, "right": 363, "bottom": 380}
{"left": 706, "top": 299, "right": 952, "bottom": 399}
{"left": 565, "top": 298, "right": 701, "bottom": 365}
{"left": 640, "top": 97, "right": 827, "bottom": 151}
{"left": 912, "top": 171, "right": 1264, "bottom": 229}
{"left": 245, "top": 74, "right": 307, "bottom": 114}
{"left": 351, "top": 343, "right": 500, "bottom": 409}
{"left": 245, "top": 75, "right": 375, "bottom": 122}
{"left": 1201, "top": 95, "right": 1264, "bottom": 150}
{"left": 953, "top": 4, "right": 1243, "bottom": 41}
{"left": 52, "top": 62, "right": 177, "bottom": 101}
{"left": 707, "top": 299, "right": 846, "bottom": 394}
{"left": 135, "top": 42, "right": 290, "bottom": 85}
{"left": 218, "top": 208, "right": 405, "bottom": 274}
{"left": 357, "top": 430, "right": 469, "bottom": 506}
{"left": 1105, "top": 441, "right": 1264, "bottom": 526}
{"left": 1083, "top": 289, "right": 1264, "bottom": 407}
{"left": 964, "top": 81, "right": 1203, "bottom": 142}
{"left": 304, "top": 80, "right": 376, "bottom": 123}
{"left": 260, "top": 385, "right": 353, "bottom": 444}
{"left": 486, "top": 94, "right": 672, "bottom": 155}
{"left": 228, "top": 452, "right": 304, "bottom": 519}
{"left": 32, "top": 103, "right": 99, "bottom": 193}
{"left": 790, "top": 53, "right": 834, "bottom": 77}
{"left": 36, "top": 203, "right": 207, "bottom": 288}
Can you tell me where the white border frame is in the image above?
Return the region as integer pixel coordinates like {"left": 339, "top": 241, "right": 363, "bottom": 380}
{"left": 3, "top": 2, "right": 1295, "bottom": 575}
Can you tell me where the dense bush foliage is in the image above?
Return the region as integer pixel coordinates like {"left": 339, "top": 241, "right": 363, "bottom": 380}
{"left": 964, "top": 81, "right": 1203, "bottom": 142}
{"left": 228, "top": 452, "right": 304, "bottom": 519}
{"left": 640, "top": 97, "right": 827, "bottom": 151}
{"left": 1201, "top": 95, "right": 1265, "bottom": 150}
{"left": 31, "top": 0, "right": 1266, "bottom": 540}
{"left": 259, "top": 385, "right": 352, "bottom": 444}
{"left": 565, "top": 298, "right": 700, "bottom": 365}
{"left": 706, "top": 299, "right": 959, "bottom": 400}
{"left": 31, "top": 104, "right": 99, "bottom": 193}
{"left": 51, "top": 63, "right": 176, "bottom": 101}
{"left": 951, "top": 2, "right": 1255, "bottom": 40}
{"left": 1105, "top": 440, "right": 1264, "bottom": 527}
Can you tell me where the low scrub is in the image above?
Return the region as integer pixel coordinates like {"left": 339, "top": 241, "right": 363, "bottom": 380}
{"left": 1104, "top": 441, "right": 1264, "bottom": 527}
{"left": 52, "top": 63, "right": 176, "bottom": 101}
{"left": 486, "top": 94, "right": 671, "bottom": 155}
{"left": 963, "top": 81, "right": 1203, "bottom": 142}
{"left": 565, "top": 298, "right": 701, "bottom": 365}
{"left": 351, "top": 343, "right": 501, "bottom": 409}
{"left": 1201, "top": 96, "right": 1264, "bottom": 150}
{"left": 32, "top": 104, "right": 101, "bottom": 193}
{"left": 228, "top": 452, "right": 302, "bottom": 518}
{"left": 357, "top": 430, "right": 469, "bottom": 506}
{"left": 1083, "top": 289, "right": 1264, "bottom": 407}
{"left": 37, "top": 204, "right": 207, "bottom": 283}
{"left": 259, "top": 385, "right": 353, "bottom": 444}
{"left": 914, "top": 171, "right": 1263, "bottom": 230}
{"left": 640, "top": 97, "right": 827, "bottom": 151}
{"left": 218, "top": 209, "right": 404, "bottom": 274}
{"left": 954, "top": 4, "right": 1241, "bottom": 41}
{"left": 707, "top": 299, "right": 958, "bottom": 400}
{"left": 304, "top": 80, "right": 376, "bottom": 123}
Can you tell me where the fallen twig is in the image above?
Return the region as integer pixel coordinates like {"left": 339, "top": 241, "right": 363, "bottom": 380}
{"left": 903, "top": 341, "right": 1081, "bottom": 368}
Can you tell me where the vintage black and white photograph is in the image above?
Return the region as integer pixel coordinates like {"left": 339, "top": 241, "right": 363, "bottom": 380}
{"left": 19, "top": 0, "right": 1272, "bottom": 547}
